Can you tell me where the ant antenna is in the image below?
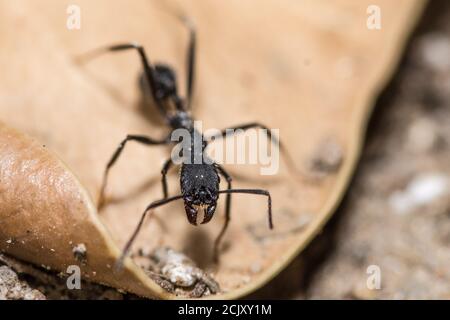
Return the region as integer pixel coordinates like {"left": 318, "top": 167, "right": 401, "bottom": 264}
{"left": 218, "top": 189, "right": 273, "bottom": 229}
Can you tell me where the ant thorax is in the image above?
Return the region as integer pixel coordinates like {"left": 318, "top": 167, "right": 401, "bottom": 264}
{"left": 172, "top": 126, "right": 209, "bottom": 166}
{"left": 168, "top": 111, "right": 194, "bottom": 130}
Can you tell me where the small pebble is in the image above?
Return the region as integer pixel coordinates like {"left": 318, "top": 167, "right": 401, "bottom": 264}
{"left": 389, "top": 173, "right": 449, "bottom": 214}
{"left": 406, "top": 118, "right": 439, "bottom": 153}
{"left": 418, "top": 33, "right": 450, "bottom": 72}
{"left": 72, "top": 243, "right": 87, "bottom": 263}
{"left": 142, "top": 247, "right": 220, "bottom": 296}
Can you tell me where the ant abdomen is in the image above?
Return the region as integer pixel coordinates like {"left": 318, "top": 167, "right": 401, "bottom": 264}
{"left": 138, "top": 64, "right": 178, "bottom": 101}
{"left": 154, "top": 64, "right": 178, "bottom": 100}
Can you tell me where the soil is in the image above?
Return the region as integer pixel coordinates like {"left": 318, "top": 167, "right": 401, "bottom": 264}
{"left": 1, "top": 1, "right": 449, "bottom": 299}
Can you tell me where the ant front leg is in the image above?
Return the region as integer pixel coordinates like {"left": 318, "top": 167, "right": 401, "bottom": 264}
{"left": 161, "top": 158, "right": 175, "bottom": 199}
{"left": 218, "top": 189, "right": 273, "bottom": 229}
{"left": 116, "top": 194, "right": 184, "bottom": 270}
{"left": 214, "top": 164, "right": 233, "bottom": 262}
{"left": 98, "top": 134, "right": 170, "bottom": 209}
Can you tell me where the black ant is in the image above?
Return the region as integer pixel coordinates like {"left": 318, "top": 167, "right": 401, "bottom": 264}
{"left": 81, "top": 16, "right": 296, "bottom": 267}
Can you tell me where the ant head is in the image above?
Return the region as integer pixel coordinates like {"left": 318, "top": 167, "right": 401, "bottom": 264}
{"left": 183, "top": 186, "right": 218, "bottom": 225}
{"left": 180, "top": 164, "right": 220, "bottom": 226}
{"left": 154, "top": 64, "right": 177, "bottom": 99}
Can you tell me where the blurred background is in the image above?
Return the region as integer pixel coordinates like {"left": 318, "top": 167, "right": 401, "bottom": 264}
{"left": 252, "top": 0, "right": 450, "bottom": 299}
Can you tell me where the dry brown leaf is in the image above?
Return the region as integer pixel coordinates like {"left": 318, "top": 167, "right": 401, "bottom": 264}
{"left": 0, "top": 121, "right": 173, "bottom": 298}
{"left": 0, "top": 0, "right": 426, "bottom": 298}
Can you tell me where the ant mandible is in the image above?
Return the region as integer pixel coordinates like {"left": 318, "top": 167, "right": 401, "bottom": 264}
{"left": 82, "top": 16, "right": 295, "bottom": 267}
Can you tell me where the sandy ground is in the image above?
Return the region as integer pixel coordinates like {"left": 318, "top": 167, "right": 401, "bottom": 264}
{"left": 1, "top": 1, "right": 450, "bottom": 299}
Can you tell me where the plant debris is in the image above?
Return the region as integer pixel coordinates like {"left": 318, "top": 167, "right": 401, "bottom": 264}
{"left": 136, "top": 247, "right": 220, "bottom": 298}
{"left": 0, "top": 265, "right": 45, "bottom": 300}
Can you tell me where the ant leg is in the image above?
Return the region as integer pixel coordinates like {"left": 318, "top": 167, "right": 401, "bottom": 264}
{"left": 116, "top": 194, "right": 184, "bottom": 270}
{"left": 218, "top": 189, "right": 273, "bottom": 229}
{"left": 161, "top": 159, "right": 174, "bottom": 199}
{"left": 98, "top": 134, "right": 170, "bottom": 209}
{"left": 207, "top": 122, "right": 298, "bottom": 176}
{"left": 77, "top": 43, "right": 167, "bottom": 119}
{"left": 214, "top": 165, "right": 233, "bottom": 262}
